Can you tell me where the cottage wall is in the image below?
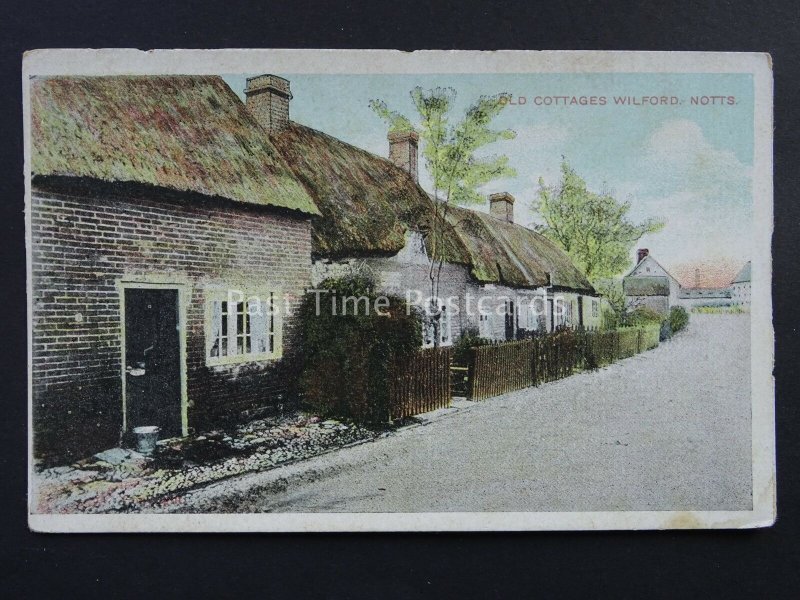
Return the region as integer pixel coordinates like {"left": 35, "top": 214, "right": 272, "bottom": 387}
{"left": 31, "top": 188, "right": 312, "bottom": 461}
{"left": 310, "top": 232, "right": 600, "bottom": 343}
{"left": 312, "top": 232, "right": 470, "bottom": 344}
{"left": 465, "top": 283, "right": 554, "bottom": 340}
{"left": 730, "top": 282, "right": 751, "bottom": 306}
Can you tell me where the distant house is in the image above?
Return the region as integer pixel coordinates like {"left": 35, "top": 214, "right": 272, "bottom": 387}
{"left": 677, "top": 287, "right": 732, "bottom": 308}
{"left": 623, "top": 276, "right": 670, "bottom": 314}
{"left": 625, "top": 249, "right": 746, "bottom": 311}
{"left": 624, "top": 249, "right": 682, "bottom": 313}
{"left": 730, "top": 261, "right": 751, "bottom": 306}
{"left": 30, "top": 76, "right": 319, "bottom": 461}
{"left": 253, "top": 74, "right": 600, "bottom": 343}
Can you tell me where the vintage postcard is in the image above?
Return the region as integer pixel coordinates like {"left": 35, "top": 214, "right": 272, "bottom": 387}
{"left": 25, "top": 49, "right": 774, "bottom": 532}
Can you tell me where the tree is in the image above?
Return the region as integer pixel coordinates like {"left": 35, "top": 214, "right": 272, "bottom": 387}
{"left": 534, "top": 160, "right": 664, "bottom": 282}
{"left": 371, "top": 88, "right": 516, "bottom": 345}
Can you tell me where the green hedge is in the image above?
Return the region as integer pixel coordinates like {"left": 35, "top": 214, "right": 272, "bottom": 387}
{"left": 298, "top": 274, "right": 421, "bottom": 424}
{"left": 669, "top": 306, "right": 690, "bottom": 332}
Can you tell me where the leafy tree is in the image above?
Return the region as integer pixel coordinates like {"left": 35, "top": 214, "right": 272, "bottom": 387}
{"left": 534, "top": 160, "right": 664, "bottom": 282}
{"left": 371, "top": 88, "right": 516, "bottom": 345}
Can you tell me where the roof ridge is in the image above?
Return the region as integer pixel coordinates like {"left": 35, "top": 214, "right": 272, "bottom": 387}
{"left": 281, "top": 122, "right": 418, "bottom": 180}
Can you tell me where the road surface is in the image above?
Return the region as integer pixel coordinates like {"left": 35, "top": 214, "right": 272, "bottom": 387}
{"left": 177, "top": 314, "right": 752, "bottom": 513}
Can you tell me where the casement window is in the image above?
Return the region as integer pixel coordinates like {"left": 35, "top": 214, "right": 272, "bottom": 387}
{"left": 422, "top": 305, "right": 452, "bottom": 348}
{"left": 592, "top": 299, "right": 599, "bottom": 318}
{"left": 525, "top": 297, "right": 546, "bottom": 331}
{"left": 422, "top": 319, "right": 435, "bottom": 347}
{"left": 440, "top": 306, "right": 452, "bottom": 346}
{"left": 478, "top": 313, "right": 491, "bottom": 338}
{"left": 560, "top": 300, "right": 573, "bottom": 328}
{"left": 206, "top": 288, "right": 282, "bottom": 366}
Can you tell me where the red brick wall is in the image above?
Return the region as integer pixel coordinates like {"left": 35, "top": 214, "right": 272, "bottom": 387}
{"left": 31, "top": 186, "right": 312, "bottom": 462}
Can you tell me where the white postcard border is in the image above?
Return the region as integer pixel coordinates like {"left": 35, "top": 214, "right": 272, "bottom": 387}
{"left": 25, "top": 49, "right": 775, "bottom": 532}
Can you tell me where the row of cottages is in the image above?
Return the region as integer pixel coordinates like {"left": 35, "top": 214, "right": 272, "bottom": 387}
{"left": 29, "top": 74, "right": 599, "bottom": 460}
{"left": 252, "top": 74, "right": 600, "bottom": 344}
{"left": 624, "top": 249, "right": 750, "bottom": 313}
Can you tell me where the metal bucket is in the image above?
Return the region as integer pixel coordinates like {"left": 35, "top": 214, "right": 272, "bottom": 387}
{"left": 133, "top": 426, "right": 160, "bottom": 456}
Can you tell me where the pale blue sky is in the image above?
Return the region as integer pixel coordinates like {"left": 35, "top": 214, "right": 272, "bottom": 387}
{"left": 223, "top": 73, "right": 754, "bottom": 271}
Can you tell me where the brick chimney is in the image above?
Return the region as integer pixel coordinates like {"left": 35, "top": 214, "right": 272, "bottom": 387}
{"left": 244, "top": 74, "right": 292, "bottom": 133}
{"left": 637, "top": 248, "right": 649, "bottom": 264}
{"left": 489, "top": 192, "right": 515, "bottom": 223}
{"left": 388, "top": 131, "right": 419, "bottom": 182}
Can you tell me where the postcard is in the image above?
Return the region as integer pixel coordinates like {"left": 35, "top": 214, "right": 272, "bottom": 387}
{"left": 25, "top": 49, "right": 774, "bottom": 532}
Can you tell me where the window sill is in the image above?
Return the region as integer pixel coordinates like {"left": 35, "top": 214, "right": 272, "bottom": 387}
{"left": 206, "top": 353, "right": 282, "bottom": 368}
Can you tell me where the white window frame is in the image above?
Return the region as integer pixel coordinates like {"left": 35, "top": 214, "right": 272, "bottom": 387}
{"left": 478, "top": 312, "right": 491, "bottom": 338}
{"left": 439, "top": 305, "right": 452, "bottom": 346}
{"left": 422, "top": 305, "right": 453, "bottom": 348}
{"left": 205, "top": 287, "right": 283, "bottom": 366}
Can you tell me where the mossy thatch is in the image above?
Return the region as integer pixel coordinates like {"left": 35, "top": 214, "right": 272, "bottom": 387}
{"left": 30, "top": 76, "right": 319, "bottom": 215}
{"left": 270, "top": 123, "right": 467, "bottom": 262}
{"left": 448, "top": 206, "right": 594, "bottom": 292}
{"left": 271, "top": 123, "right": 592, "bottom": 293}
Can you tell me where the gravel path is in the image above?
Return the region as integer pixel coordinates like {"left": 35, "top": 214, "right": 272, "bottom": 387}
{"left": 178, "top": 314, "right": 752, "bottom": 513}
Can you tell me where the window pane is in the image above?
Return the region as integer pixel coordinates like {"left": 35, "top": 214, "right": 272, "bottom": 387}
{"left": 249, "top": 297, "right": 269, "bottom": 355}
{"left": 210, "top": 300, "right": 222, "bottom": 357}
{"left": 220, "top": 303, "right": 228, "bottom": 356}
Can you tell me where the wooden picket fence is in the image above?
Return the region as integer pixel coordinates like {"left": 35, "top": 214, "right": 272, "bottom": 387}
{"left": 469, "top": 339, "right": 536, "bottom": 400}
{"left": 463, "top": 325, "right": 662, "bottom": 402}
{"left": 388, "top": 346, "right": 452, "bottom": 420}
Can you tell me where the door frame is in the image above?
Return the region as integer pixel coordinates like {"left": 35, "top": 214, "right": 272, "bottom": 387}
{"left": 117, "top": 276, "right": 190, "bottom": 437}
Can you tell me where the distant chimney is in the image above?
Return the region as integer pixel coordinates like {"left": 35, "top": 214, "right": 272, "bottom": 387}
{"left": 637, "top": 248, "right": 649, "bottom": 264}
{"left": 489, "top": 192, "right": 515, "bottom": 223}
{"left": 695, "top": 268, "right": 702, "bottom": 288}
{"left": 388, "top": 131, "right": 419, "bottom": 182}
{"left": 244, "top": 74, "right": 292, "bottom": 133}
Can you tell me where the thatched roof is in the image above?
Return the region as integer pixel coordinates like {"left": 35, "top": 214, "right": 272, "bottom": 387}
{"left": 448, "top": 206, "right": 594, "bottom": 292}
{"left": 271, "top": 122, "right": 593, "bottom": 293}
{"left": 270, "top": 122, "right": 466, "bottom": 262}
{"left": 623, "top": 276, "right": 670, "bottom": 297}
{"left": 30, "top": 76, "right": 319, "bottom": 215}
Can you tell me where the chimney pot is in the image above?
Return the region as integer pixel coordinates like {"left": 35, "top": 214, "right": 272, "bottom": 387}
{"left": 387, "top": 131, "right": 419, "bottom": 182}
{"left": 637, "top": 248, "right": 649, "bottom": 264}
{"left": 489, "top": 192, "right": 515, "bottom": 223}
{"left": 244, "top": 74, "right": 292, "bottom": 133}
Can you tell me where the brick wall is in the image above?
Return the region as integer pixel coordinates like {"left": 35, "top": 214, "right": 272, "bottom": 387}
{"left": 31, "top": 186, "right": 312, "bottom": 462}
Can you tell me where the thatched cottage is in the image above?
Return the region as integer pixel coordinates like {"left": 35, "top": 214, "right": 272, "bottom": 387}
{"left": 29, "top": 73, "right": 601, "bottom": 460}
{"left": 30, "top": 76, "right": 319, "bottom": 460}
{"left": 248, "top": 74, "right": 600, "bottom": 343}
